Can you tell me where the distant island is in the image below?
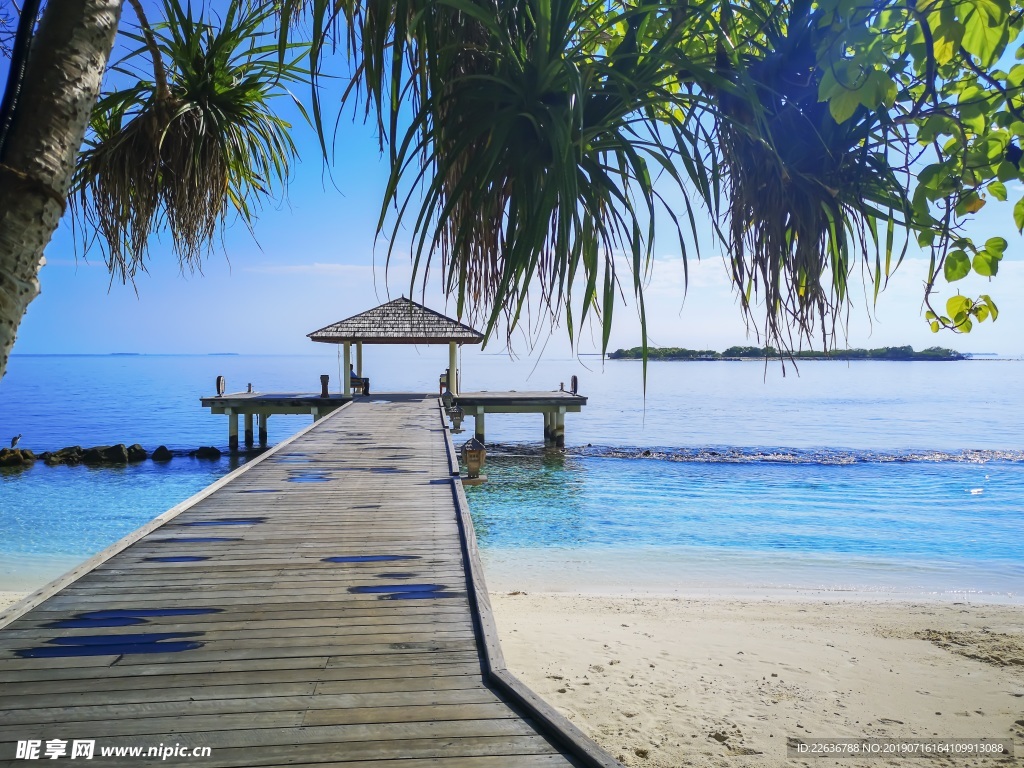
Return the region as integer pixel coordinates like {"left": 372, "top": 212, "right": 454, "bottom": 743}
{"left": 609, "top": 345, "right": 966, "bottom": 361}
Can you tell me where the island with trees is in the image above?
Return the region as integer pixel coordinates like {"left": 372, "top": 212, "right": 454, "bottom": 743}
{"left": 609, "top": 346, "right": 966, "bottom": 361}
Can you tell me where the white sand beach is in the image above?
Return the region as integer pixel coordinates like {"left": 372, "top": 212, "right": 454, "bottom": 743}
{"left": 490, "top": 593, "right": 1024, "bottom": 767}
{"left": 0, "top": 592, "right": 23, "bottom": 613}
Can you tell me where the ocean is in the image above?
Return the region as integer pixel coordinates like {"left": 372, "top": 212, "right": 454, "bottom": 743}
{"left": 1, "top": 351, "right": 1022, "bottom": 600}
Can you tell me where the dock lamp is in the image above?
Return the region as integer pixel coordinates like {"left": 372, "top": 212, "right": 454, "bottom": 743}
{"left": 461, "top": 437, "right": 487, "bottom": 485}
{"left": 441, "top": 386, "right": 464, "bottom": 432}
{"left": 450, "top": 406, "right": 465, "bottom": 434}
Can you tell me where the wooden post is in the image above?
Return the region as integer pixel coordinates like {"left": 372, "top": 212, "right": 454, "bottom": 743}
{"left": 227, "top": 408, "right": 238, "bottom": 453}
{"left": 449, "top": 341, "right": 458, "bottom": 395}
{"left": 258, "top": 414, "right": 268, "bottom": 447}
{"left": 312, "top": 406, "right": 321, "bottom": 421}
{"left": 554, "top": 408, "right": 565, "bottom": 449}
{"left": 343, "top": 342, "right": 351, "bottom": 398}
{"left": 356, "top": 342, "right": 363, "bottom": 377}
{"left": 474, "top": 411, "right": 485, "bottom": 444}
{"left": 244, "top": 413, "right": 254, "bottom": 448}
{"left": 543, "top": 412, "right": 554, "bottom": 447}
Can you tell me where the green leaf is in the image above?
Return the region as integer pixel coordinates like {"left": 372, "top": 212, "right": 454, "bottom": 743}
{"left": 962, "top": 0, "right": 1011, "bottom": 66}
{"left": 929, "top": 320, "right": 941, "bottom": 333}
{"left": 1014, "top": 197, "right": 1024, "bottom": 232}
{"left": 974, "top": 304, "right": 990, "bottom": 322}
{"left": 828, "top": 88, "right": 863, "bottom": 123}
{"left": 996, "top": 161, "right": 1019, "bottom": 182}
{"left": 946, "top": 294, "right": 972, "bottom": 317}
{"left": 944, "top": 250, "right": 971, "bottom": 281}
{"left": 973, "top": 250, "right": 1000, "bottom": 276}
{"left": 979, "top": 294, "right": 1000, "bottom": 320}
{"left": 933, "top": 20, "right": 965, "bottom": 64}
{"left": 984, "top": 236, "right": 1008, "bottom": 255}
{"left": 987, "top": 180, "right": 1008, "bottom": 200}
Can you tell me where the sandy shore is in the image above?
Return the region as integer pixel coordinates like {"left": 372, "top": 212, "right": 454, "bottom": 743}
{"left": 490, "top": 594, "right": 1024, "bottom": 767}
{"left": 0, "top": 592, "right": 25, "bottom": 613}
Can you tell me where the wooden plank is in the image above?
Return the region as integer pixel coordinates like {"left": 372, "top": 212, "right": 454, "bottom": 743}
{"left": 0, "top": 737, "right": 567, "bottom": 768}
{"left": 0, "top": 714, "right": 541, "bottom": 741}
{"left": 0, "top": 699, "right": 517, "bottom": 729}
{"left": 0, "top": 666, "right": 485, "bottom": 697}
{"left": 5, "top": 613, "right": 474, "bottom": 635}
{"left": 0, "top": 685, "right": 503, "bottom": 717}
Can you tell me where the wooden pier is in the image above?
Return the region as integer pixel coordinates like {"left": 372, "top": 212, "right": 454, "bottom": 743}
{"left": 201, "top": 390, "right": 587, "bottom": 450}
{"left": 0, "top": 396, "right": 618, "bottom": 767}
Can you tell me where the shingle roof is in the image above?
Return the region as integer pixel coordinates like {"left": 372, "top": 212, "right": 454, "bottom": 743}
{"left": 307, "top": 298, "right": 485, "bottom": 345}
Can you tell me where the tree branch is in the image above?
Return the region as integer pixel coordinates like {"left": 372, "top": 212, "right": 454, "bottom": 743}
{"left": 127, "top": 0, "right": 170, "bottom": 102}
{"left": 958, "top": 45, "right": 1024, "bottom": 123}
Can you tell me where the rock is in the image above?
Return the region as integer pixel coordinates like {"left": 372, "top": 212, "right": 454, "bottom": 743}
{"left": 82, "top": 445, "right": 129, "bottom": 464}
{"left": 103, "top": 444, "right": 130, "bottom": 463}
{"left": 0, "top": 448, "right": 32, "bottom": 467}
{"left": 44, "top": 446, "right": 84, "bottom": 466}
{"left": 151, "top": 446, "right": 173, "bottom": 462}
{"left": 127, "top": 444, "right": 148, "bottom": 462}
{"left": 192, "top": 446, "right": 222, "bottom": 460}
{"left": 81, "top": 447, "right": 104, "bottom": 464}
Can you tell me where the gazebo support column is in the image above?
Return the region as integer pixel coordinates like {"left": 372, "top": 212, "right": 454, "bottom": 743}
{"left": 356, "top": 342, "right": 363, "bottom": 377}
{"left": 244, "top": 413, "right": 254, "bottom": 448}
{"left": 343, "top": 342, "right": 351, "bottom": 398}
{"left": 449, "top": 342, "right": 458, "bottom": 395}
{"left": 259, "top": 414, "right": 269, "bottom": 447}
{"left": 474, "top": 411, "right": 485, "bottom": 444}
{"left": 227, "top": 408, "right": 238, "bottom": 453}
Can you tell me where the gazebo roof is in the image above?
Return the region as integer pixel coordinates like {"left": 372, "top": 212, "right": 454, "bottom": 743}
{"left": 307, "top": 298, "right": 485, "bottom": 345}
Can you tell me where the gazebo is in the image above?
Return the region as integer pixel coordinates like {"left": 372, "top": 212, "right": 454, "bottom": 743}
{"left": 203, "top": 298, "right": 585, "bottom": 449}
{"left": 307, "top": 297, "right": 485, "bottom": 397}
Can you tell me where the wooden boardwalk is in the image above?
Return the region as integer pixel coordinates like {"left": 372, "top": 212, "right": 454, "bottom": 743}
{"left": 0, "top": 396, "right": 619, "bottom": 767}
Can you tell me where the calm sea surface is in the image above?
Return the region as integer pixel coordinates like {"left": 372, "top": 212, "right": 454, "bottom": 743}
{"left": 1, "top": 352, "right": 1022, "bottom": 600}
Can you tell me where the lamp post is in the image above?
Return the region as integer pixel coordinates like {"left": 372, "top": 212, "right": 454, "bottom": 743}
{"left": 461, "top": 437, "right": 487, "bottom": 485}
{"left": 450, "top": 406, "right": 465, "bottom": 433}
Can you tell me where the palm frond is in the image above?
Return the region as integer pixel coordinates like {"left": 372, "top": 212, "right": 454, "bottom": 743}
{"left": 72, "top": 0, "right": 307, "bottom": 282}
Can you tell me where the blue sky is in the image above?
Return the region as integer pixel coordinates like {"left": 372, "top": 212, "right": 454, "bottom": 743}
{"left": 7, "top": 12, "right": 1024, "bottom": 358}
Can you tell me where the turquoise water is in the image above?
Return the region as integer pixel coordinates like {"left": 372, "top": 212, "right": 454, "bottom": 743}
{"left": 1, "top": 352, "right": 1022, "bottom": 599}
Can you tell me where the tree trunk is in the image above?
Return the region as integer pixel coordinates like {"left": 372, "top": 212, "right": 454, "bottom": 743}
{"left": 0, "top": 0, "right": 122, "bottom": 380}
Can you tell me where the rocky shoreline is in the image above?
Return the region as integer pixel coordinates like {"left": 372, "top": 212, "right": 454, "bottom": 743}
{"left": 0, "top": 444, "right": 231, "bottom": 468}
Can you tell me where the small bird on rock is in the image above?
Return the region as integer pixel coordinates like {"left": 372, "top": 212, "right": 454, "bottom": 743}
{"left": 10, "top": 434, "right": 21, "bottom": 448}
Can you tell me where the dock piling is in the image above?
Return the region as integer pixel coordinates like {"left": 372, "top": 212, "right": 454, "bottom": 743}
{"left": 343, "top": 342, "right": 352, "bottom": 398}
{"left": 244, "top": 413, "right": 254, "bottom": 448}
{"left": 449, "top": 341, "right": 459, "bottom": 395}
{"left": 474, "top": 411, "right": 485, "bottom": 443}
{"left": 227, "top": 408, "right": 239, "bottom": 452}
{"left": 554, "top": 409, "right": 565, "bottom": 449}
{"left": 258, "top": 414, "right": 268, "bottom": 446}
